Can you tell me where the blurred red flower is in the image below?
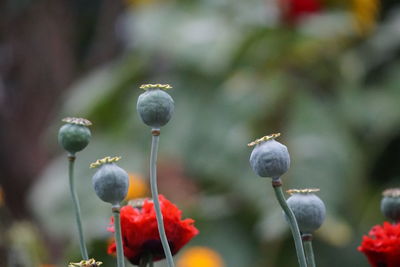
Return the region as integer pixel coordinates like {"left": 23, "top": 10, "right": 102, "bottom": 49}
{"left": 280, "top": 0, "right": 322, "bottom": 24}
{"left": 107, "top": 195, "right": 199, "bottom": 265}
{"left": 358, "top": 222, "right": 400, "bottom": 267}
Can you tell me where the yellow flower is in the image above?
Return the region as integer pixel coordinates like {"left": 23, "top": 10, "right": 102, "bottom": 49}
{"left": 124, "top": 173, "right": 148, "bottom": 201}
{"left": 351, "top": 0, "right": 380, "bottom": 35}
{"left": 177, "top": 246, "right": 225, "bottom": 267}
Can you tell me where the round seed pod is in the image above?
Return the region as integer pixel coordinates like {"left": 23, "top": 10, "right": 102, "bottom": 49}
{"left": 137, "top": 84, "right": 174, "bottom": 128}
{"left": 286, "top": 189, "right": 326, "bottom": 234}
{"left": 91, "top": 157, "right": 129, "bottom": 206}
{"left": 249, "top": 134, "right": 290, "bottom": 178}
{"left": 58, "top": 117, "right": 92, "bottom": 154}
{"left": 381, "top": 188, "right": 400, "bottom": 222}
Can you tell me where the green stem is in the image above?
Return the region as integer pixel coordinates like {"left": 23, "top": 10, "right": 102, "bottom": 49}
{"left": 68, "top": 154, "right": 89, "bottom": 260}
{"left": 139, "top": 255, "right": 148, "bottom": 267}
{"left": 272, "top": 178, "right": 307, "bottom": 267}
{"left": 113, "top": 205, "right": 125, "bottom": 267}
{"left": 303, "top": 235, "right": 316, "bottom": 267}
{"left": 149, "top": 256, "right": 154, "bottom": 267}
{"left": 139, "top": 254, "right": 153, "bottom": 267}
{"left": 149, "top": 130, "right": 175, "bottom": 267}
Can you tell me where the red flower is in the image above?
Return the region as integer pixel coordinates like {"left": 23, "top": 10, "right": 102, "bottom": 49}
{"left": 279, "top": 0, "right": 322, "bottom": 25}
{"left": 358, "top": 222, "right": 400, "bottom": 267}
{"left": 107, "top": 195, "right": 199, "bottom": 265}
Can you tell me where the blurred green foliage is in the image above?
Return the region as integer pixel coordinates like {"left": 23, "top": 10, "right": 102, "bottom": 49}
{"left": 10, "top": 0, "right": 400, "bottom": 266}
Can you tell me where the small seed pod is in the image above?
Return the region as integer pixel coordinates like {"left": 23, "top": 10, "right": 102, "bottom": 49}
{"left": 286, "top": 189, "right": 326, "bottom": 234}
{"left": 90, "top": 156, "right": 129, "bottom": 206}
{"left": 381, "top": 188, "right": 400, "bottom": 222}
{"left": 136, "top": 84, "right": 174, "bottom": 128}
{"left": 249, "top": 133, "right": 290, "bottom": 178}
{"left": 58, "top": 117, "right": 92, "bottom": 154}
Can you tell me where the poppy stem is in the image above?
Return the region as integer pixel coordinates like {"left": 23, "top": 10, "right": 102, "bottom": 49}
{"left": 112, "top": 205, "right": 125, "bottom": 267}
{"left": 272, "top": 178, "right": 307, "bottom": 267}
{"left": 139, "top": 254, "right": 153, "bottom": 267}
{"left": 68, "top": 154, "right": 89, "bottom": 260}
{"left": 149, "top": 130, "right": 175, "bottom": 267}
{"left": 139, "top": 256, "right": 147, "bottom": 267}
{"left": 302, "top": 234, "right": 316, "bottom": 267}
{"left": 149, "top": 256, "right": 154, "bottom": 267}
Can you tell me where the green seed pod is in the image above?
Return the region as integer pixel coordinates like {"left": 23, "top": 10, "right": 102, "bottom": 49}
{"left": 91, "top": 156, "right": 129, "bottom": 206}
{"left": 381, "top": 188, "right": 400, "bottom": 222}
{"left": 249, "top": 133, "right": 290, "bottom": 178}
{"left": 136, "top": 84, "right": 174, "bottom": 128}
{"left": 286, "top": 189, "right": 326, "bottom": 234}
{"left": 58, "top": 117, "right": 92, "bottom": 154}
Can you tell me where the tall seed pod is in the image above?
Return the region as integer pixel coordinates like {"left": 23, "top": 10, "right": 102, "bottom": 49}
{"left": 137, "top": 83, "right": 176, "bottom": 267}
{"left": 58, "top": 117, "right": 92, "bottom": 260}
{"left": 248, "top": 133, "right": 307, "bottom": 267}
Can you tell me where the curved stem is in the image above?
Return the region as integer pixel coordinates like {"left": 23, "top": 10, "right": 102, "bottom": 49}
{"left": 272, "top": 178, "right": 307, "bottom": 267}
{"left": 113, "top": 205, "right": 125, "bottom": 267}
{"left": 149, "top": 130, "right": 175, "bottom": 267}
{"left": 303, "top": 235, "right": 316, "bottom": 267}
{"left": 68, "top": 154, "right": 89, "bottom": 260}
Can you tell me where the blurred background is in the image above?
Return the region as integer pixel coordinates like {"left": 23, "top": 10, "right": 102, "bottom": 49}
{"left": 0, "top": 0, "right": 399, "bottom": 266}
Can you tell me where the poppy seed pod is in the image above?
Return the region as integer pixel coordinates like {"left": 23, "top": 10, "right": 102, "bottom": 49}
{"left": 137, "top": 84, "right": 174, "bottom": 128}
{"left": 249, "top": 133, "right": 290, "bottom": 178}
{"left": 58, "top": 117, "right": 92, "bottom": 154}
{"left": 91, "top": 157, "right": 129, "bottom": 206}
{"left": 286, "top": 189, "right": 326, "bottom": 234}
{"left": 381, "top": 188, "right": 400, "bottom": 222}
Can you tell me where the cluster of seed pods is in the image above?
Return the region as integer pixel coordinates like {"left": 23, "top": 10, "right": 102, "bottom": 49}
{"left": 59, "top": 83, "right": 339, "bottom": 267}
{"left": 58, "top": 84, "right": 176, "bottom": 267}
{"left": 248, "top": 134, "right": 326, "bottom": 267}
